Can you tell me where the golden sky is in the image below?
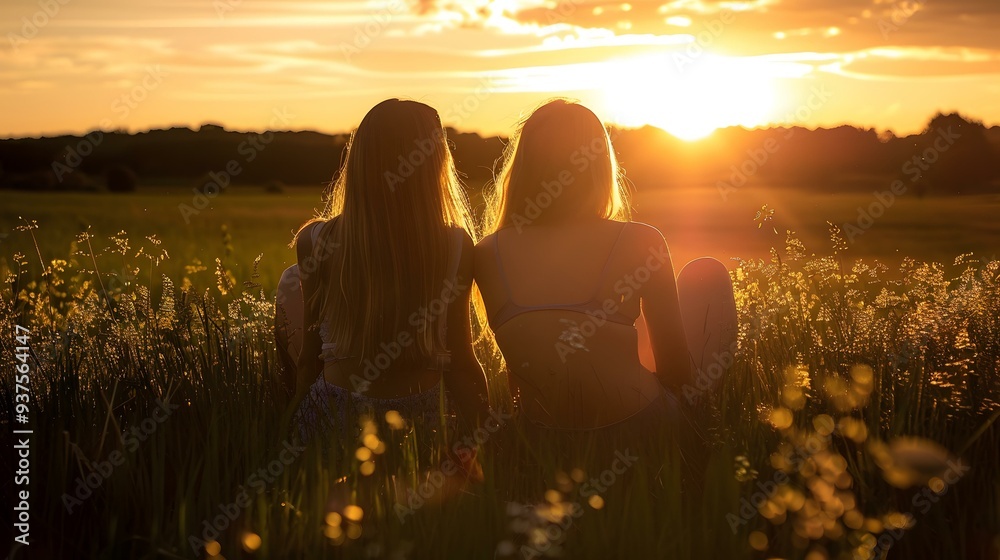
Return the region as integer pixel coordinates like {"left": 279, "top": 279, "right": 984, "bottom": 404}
{"left": 2, "top": 0, "right": 999, "bottom": 139}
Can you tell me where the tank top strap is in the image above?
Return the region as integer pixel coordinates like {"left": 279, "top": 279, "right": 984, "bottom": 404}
{"left": 593, "top": 221, "right": 629, "bottom": 290}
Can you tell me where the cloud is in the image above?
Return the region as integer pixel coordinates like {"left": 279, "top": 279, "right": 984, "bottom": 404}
{"left": 833, "top": 46, "right": 1000, "bottom": 79}
{"left": 0, "top": 0, "right": 998, "bottom": 136}
{"left": 405, "top": 0, "right": 1000, "bottom": 59}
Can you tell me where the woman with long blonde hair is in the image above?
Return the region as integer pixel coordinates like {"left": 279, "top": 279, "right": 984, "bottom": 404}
{"left": 284, "top": 99, "right": 489, "bottom": 444}
{"left": 474, "top": 99, "right": 736, "bottom": 441}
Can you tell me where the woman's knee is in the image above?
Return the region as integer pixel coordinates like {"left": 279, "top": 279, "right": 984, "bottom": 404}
{"left": 678, "top": 258, "right": 730, "bottom": 286}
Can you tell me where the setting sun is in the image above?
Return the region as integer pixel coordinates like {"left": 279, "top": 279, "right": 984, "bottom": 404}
{"left": 602, "top": 53, "right": 782, "bottom": 140}
{"left": 3, "top": 0, "right": 1000, "bottom": 557}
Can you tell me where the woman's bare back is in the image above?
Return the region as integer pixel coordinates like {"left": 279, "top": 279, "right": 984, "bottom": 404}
{"left": 474, "top": 219, "right": 671, "bottom": 429}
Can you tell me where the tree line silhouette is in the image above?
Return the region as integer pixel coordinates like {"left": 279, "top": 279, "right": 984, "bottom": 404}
{"left": 1, "top": 113, "right": 997, "bottom": 195}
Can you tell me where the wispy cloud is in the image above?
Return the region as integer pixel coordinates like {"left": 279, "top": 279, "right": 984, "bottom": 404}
{"left": 0, "top": 0, "right": 997, "bottom": 137}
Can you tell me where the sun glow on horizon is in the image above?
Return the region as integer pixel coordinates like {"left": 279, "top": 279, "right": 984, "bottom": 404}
{"left": 601, "top": 53, "right": 790, "bottom": 140}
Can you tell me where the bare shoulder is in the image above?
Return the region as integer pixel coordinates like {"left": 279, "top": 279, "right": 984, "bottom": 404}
{"left": 613, "top": 221, "right": 673, "bottom": 277}
{"left": 474, "top": 231, "right": 497, "bottom": 249}
{"left": 473, "top": 231, "right": 497, "bottom": 262}
{"left": 293, "top": 220, "right": 317, "bottom": 255}
{"left": 296, "top": 217, "right": 340, "bottom": 246}
{"left": 453, "top": 227, "right": 476, "bottom": 270}
{"left": 620, "top": 220, "right": 667, "bottom": 251}
{"left": 294, "top": 219, "right": 342, "bottom": 274}
{"left": 455, "top": 227, "right": 475, "bottom": 252}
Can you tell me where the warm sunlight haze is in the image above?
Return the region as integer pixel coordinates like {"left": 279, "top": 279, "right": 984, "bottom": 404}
{"left": 2, "top": 0, "right": 999, "bottom": 138}
{"left": 601, "top": 53, "right": 793, "bottom": 139}
{"left": 3, "top": 1, "right": 1000, "bottom": 559}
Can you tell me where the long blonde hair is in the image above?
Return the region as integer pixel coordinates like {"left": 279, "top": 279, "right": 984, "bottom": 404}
{"left": 297, "top": 99, "right": 476, "bottom": 368}
{"left": 484, "top": 99, "right": 630, "bottom": 234}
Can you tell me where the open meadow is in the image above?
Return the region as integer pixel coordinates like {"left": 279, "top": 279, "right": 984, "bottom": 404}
{"left": 3, "top": 185, "right": 1000, "bottom": 284}
{"left": 2, "top": 186, "right": 999, "bottom": 559}
{"left": 5, "top": 0, "right": 1000, "bottom": 554}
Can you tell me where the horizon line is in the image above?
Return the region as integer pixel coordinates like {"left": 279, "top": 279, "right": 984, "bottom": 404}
{"left": 3, "top": 110, "right": 998, "bottom": 143}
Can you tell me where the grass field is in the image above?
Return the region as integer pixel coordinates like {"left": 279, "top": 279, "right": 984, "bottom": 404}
{"left": 2, "top": 187, "right": 999, "bottom": 559}
{"left": 3, "top": 185, "right": 1000, "bottom": 287}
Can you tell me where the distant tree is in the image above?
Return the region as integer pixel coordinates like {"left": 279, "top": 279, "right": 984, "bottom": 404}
{"left": 106, "top": 164, "right": 137, "bottom": 192}
{"left": 987, "top": 126, "right": 1000, "bottom": 147}
{"left": 61, "top": 171, "right": 100, "bottom": 192}
{"left": 3, "top": 170, "right": 56, "bottom": 191}
{"left": 919, "top": 113, "right": 999, "bottom": 193}
{"left": 198, "top": 123, "right": 227, "bottom": 133}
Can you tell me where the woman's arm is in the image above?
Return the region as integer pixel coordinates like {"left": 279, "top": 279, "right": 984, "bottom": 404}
{"left": 274, "top": 265, "right": 304, "bottom": 401}
{"left": 635, "top": 225, "right": 693, "bottom": 393}
{"left": 444, "top": 232, "right": 490, "bottom": 430}
{"left": 287, "top": 222, "right": 324, "bottom": 415}
{"left": 274, "top": 313, "right": 297, "bottom": 398}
